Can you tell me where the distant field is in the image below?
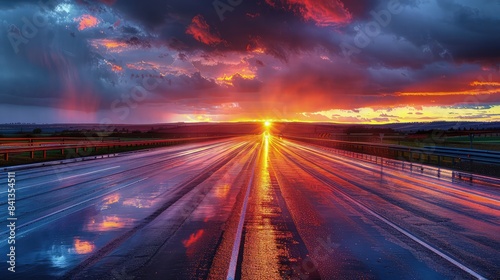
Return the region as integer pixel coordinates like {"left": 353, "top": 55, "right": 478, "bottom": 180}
{"left": 289, "top": 136, "right": 500, "bottom": 178}
{"left": 385, "top": 136, "right": 500, "bottom": 151}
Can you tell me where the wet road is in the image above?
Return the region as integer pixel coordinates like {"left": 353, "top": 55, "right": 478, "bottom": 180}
{"left": 1, "top": 135, "right": 499, "bottom": 279}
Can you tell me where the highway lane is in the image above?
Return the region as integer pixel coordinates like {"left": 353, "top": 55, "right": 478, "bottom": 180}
{"left": 0, "top": 137, "right": 255, "bottom": 279}
{"left": 0, "top": 135, "right": 498, "bottom": 279}
{"left": 270, "top": 138, "right": 499, "bottom": 279}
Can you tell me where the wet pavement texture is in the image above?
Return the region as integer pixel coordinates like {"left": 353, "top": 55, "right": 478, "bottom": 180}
{"left": 0, "top": 135, "right": 499, "bottom": 279}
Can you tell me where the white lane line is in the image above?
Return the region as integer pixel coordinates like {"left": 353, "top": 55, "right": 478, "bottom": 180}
{"left": 304, "top": 167, "right": 488, "bottom": 280}
{"left": 0, "top": 166, "right": 121, "bottom": 194}
{"left": 279, "top": 142, "right": 488, "bottom": 279}
{"left": 53, "top": 166, "right": 122, "bottom": 182}
{"left": 227, "top": 145, "right": 260, "bottom": 280}
{"left": 0, "top": 177, "right": 148, "bottom": 240}
{"left": 288, "top": 142, "right": 500, "bottom": 205}
{"left": 342, "top": 193, "right": 487, "bottom": 280}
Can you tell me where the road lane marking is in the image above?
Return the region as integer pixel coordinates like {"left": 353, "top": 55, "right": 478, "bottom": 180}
{"left": 280, "top": 144, "right": 488, "bottom": 280}
{"left": 54, "top": 166, "right": 122, "bottom": 182}
{"left": 62, "top": 140, "right": 253, "bottom": 279}
{"left": 0, "top": 138, "right": 236, "bottom": 194}
{"left": 333, "top": 188, "right": 488, "bottom": 280}
{"left": 0, "top": 166, "right": 121, "bottom": 195}
{"left": 227, "top": 144, "right": 260, "bottom": 280}
{"left": 0, "top": 141, "right": 244, "bottom": 203}
{"left": 0, "top": 177, "right": 149, "bottom": 240}
{"left": 285, "top": 141, "right": 500, "bottom": 205}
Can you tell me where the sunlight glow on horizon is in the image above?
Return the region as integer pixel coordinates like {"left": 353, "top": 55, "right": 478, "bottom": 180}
{"left": 174, "top": 105, "right": 500, "bottom": 124}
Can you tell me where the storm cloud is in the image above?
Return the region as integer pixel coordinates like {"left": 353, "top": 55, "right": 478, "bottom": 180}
{"left": 0, "top": 0, "right": 499, "bottom": 123}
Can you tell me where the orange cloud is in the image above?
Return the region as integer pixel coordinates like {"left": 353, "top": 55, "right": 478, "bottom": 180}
{"left": 186, "top": 15, "right": 224, "bottom": 46}
{"left": 217, "top": 72, "right": 256, "bottom": 86}
{"left": 102, "top": 60, "right": 123, "bottom": 72}
{"left": 284, "top": 0, "right": 352, "bottom": 26}
{"left": 398, "top": 89, "right": 500, "bottom": 96}
{"left": 111, "top": 65, "right": 123, "bottom": 72}
{"left": 470, "top": 81, "right": 500, "bottom": 87}
{"left": 75, "top": 14, "right": 99, "bottom": 31}
{"left": 309, "top": 105, "right": 500, "bottom": 124}
{"left": 90, "top": 39, "right": 128, "bottom": 53}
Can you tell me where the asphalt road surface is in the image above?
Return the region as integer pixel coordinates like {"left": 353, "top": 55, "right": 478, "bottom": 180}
{"left": 0, "top": 135, "right": 498, "bottom": 279}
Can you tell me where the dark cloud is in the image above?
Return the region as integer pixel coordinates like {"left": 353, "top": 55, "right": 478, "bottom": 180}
{"left": 383, "top": 0, "right": 500, "bottom": 66}
{"left": 87, "top": 0, "right": 500, "bottom": 67}
{"left": 0, "top": 0, "right": 499, "bottom": 123}
{"left": 231, "top": 74, "right": 263, "bottom": 92}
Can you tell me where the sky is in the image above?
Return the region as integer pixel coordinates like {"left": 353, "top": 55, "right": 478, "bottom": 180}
{"left": 1, "top": 0, "right": 499, "bottom": 124}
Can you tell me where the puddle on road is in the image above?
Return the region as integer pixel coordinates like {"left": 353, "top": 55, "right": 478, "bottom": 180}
{"left": 0, "top": 176, "right": 184, "bottom": 279}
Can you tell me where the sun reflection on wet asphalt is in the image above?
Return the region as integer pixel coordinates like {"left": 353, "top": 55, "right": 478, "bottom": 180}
{"left": 0, "top": 136, "right": 498, "bottom": 279}
{"left": 241, "top": 134, "right": 282, "bottom": 279}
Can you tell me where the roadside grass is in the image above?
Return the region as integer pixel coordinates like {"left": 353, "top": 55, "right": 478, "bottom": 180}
{"left": 0, "top": 143, "right": 166, "bottom": 168}
{"left": 385, "top": 136, "right": 500, "bottom": 151}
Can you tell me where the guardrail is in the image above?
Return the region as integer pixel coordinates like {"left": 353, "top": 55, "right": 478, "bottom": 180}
{"left": 0, "top": 137, "right": 121, "bottom": 143}
{"left": 284, "top": 135, "right": 500, "bottom": 178}
{"left": 323, "top": 147, "right": 500, "bottom": 186}
{"left": 0, "top": 136, "right": 228, "bottom": 161}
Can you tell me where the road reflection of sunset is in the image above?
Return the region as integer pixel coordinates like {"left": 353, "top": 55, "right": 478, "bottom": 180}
{"left": 73, "top": 238, "right": 95, "bottom": 255}
{"left": 86, "top": 216, "right": 136, "bottom": 232}
{"left": 214, "top": 183, "right": 231, "bottom": 199}
{"left": 123, "top": 198, "right": 154, "bottom": 209}
{"left": 182, "top": 229, "right": 205, "bottom": 248}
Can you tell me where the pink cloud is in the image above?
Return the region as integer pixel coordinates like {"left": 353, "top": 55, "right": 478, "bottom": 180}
{"left": 186, "top": 15, "right": 224, "bottom": 46}
{"left": 282, "top": 0, "right": 352, "bottom": 26}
